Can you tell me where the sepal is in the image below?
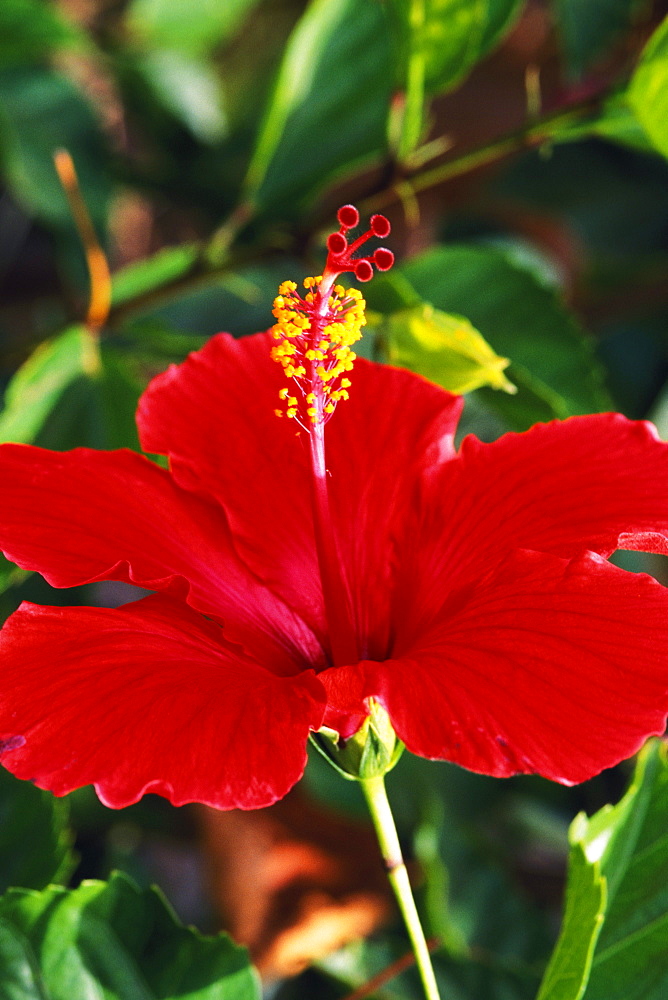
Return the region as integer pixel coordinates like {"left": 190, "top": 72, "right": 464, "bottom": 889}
{"left": 312, "top": 700, "right": 404, "bottom": 780}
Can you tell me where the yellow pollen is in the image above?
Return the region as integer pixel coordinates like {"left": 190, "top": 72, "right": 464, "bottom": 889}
{"left": 271, "top": 275, "right": 366, "bottom": 422}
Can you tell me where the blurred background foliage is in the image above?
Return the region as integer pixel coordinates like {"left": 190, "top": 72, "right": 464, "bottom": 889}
{"left": 1, "top": 1, "right": 668, "bottom": 998}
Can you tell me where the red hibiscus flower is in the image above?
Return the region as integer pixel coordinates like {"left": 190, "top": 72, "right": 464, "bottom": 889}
{"left": 0, "top": 207, "right": 667, "bottom": 810}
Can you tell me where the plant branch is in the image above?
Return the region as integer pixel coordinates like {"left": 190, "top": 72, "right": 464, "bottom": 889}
{"left": 361, "top": 775, "right": 442, "bottom": 1000}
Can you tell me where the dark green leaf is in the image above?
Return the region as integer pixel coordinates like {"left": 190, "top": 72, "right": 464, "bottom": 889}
{"left": 0, "top": 768, "right": 74, "bottom": 894}
{"left": 0, "top": 67, "right": 110, "bottom": 230}
{"left": 399, "top": 245, "right": 611, "bottom": 428}
{"left": 628, "top": 15, "right": 668, "bottom": 159}
{"left": 0, "top": 872, "right": 260, "bottom": 1000}
{"left": 552, "top": 0, "right": 651, "bottom": 79}
{"left": 245, "top": 0, "right": 393, "bottom": 212}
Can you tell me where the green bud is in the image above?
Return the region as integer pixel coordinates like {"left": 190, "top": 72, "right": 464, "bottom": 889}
{"left": 311, "top": 700, "right": 404, "bottom": 780}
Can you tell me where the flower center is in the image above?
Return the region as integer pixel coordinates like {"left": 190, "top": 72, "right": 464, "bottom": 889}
{"left": 270, "top": 205, "right": 393, "bottom": 667}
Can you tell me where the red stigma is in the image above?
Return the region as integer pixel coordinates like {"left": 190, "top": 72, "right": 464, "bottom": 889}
{"left": 323, "top": 205, "right": 393, "bottom": 286}
{"left": 354, "top": 260, "right": 374, "bottom": 282}
{"left": 373, "top": 248, "right": 394, "bottom": 271}
{"left": 337, "top": 204, "right": 360, "bottom": 229}
{"left": 370, "top": 214, "right": 391, "bottom": 238}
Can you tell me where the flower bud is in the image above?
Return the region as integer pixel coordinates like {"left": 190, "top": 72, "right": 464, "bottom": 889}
{"left": 313, "top": 700, "right": 404, "bottom": 780}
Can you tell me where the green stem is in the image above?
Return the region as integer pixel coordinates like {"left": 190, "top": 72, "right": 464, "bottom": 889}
{"left": 362, "top": 92, "right": 609, "bottom": 214}
{"left": 361, "top": 775, "right": 442, "bottom": 1000}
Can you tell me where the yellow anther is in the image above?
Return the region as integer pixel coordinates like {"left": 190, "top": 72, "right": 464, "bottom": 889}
{"left": 271, "top": 275, "right": 367, "bottom": 423}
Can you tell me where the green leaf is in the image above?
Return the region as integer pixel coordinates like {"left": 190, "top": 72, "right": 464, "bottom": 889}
{"left": 126, "top": 0, "right": 261, "bottom": 55}
{"left": 385, "top": 0, "right": 523, "bottom": 97}
{"left": 0, "top": 0, "right": 83, "bottom": 68}
{"left": 548, "top": 92, "right": 656, "bottom": 154}
{"left": 0, "top": 872, "right": 260, "bottom": 1000}
{"left": 244, "top": 0, "right": 392, "bottom": 211}
{"left": 538, "top": 741, "right": 668, "bottom": 1000}
{"left": 552, "top": 0, "right": 651, "bottom": 79}
{"left": 111, "top": 244, "right": 200, "bottom": 310}
{"left": 381, "top": 304, "right": 516, "bottom": 394}
{"left": 0, "top": 768, "right": 75, "bottom": 894}
{"left": 0, "top": 326, "right": 101, "bottom": 445}
{"left": 0, "top": 67, "right": 110, "bottom": 229}
{"left": 628, "top": 15, "right": 668, "bottom": 159}
{"left": 398, "top": 245, "right": 611, "bottom": 428}
{"left": 137, "top": 50, "right": 227, "bottom": 143}
{"left": 580, "top": 741, "right": 668, "bottom": 1000}
{"left": 535, "top": 845, "right": 606, "bottom": 1000}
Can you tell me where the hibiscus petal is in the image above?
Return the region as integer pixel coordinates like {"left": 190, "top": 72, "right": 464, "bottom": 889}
{"left": 0, "top": 444, "right": 322, "bottom": 672}
{"left": 0, "top": 595, "right": 326, "bottom": 809}
{"left": 398, "top": 414, "right": 668, "bottom": 637}
{"left": 137, "top": 331, "right": 461, "bottom": 655}
{"left": 362, "top": 551, "right": 668, "bottom": 784}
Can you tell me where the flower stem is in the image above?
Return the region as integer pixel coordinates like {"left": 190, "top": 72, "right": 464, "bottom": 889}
{"left": 361, "top": 775, "right": 442, "bottom": 1000}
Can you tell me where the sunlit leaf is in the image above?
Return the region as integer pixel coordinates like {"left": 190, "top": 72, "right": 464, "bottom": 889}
{"left": 126, "top": 0, "right": 262, "bottom": 55}
{"left": 398, "top": 245, "right": 611, "bottom": 428}
{"left": 0, "top": 326, "right": 100, "bottom": 445}
{"left": 111, "top": 245, "right": 200, "bottom": 310}
{"left": 548, "top": 91, "right": 656, "bottom": 154}
{"left": 0, "top": 768, "right": 75, "bottom": 894}
{"left": 0, "top": 873, "right": 260, "bottom": 1000}
{"left": 137, "top": 50, "right": 228, "bottom": 143}
{"left": 538, "top": 740, "right": 668, "bottom": 1000}
{"left": 385, "top": 0, "right": 523, "bottom": 96}
{"left": 628, "top": 15, "right": 668, "bottom": 159}
{"left": 0, "top": 0, "right": 83, "bottom": 68}
{"left": 381, "top": 304, "right": 516, "bottom": 394}
{"left": 579, "top": 740, "right": 668, "bottom": 1000}
{"left": 535, "top": 845, "right": 605, "bottom": 1000}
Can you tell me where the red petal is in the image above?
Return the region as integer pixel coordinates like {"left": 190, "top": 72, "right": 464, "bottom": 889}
{"left": 137, "top": 332, "right": 461, "bottom": 655}
{"left": 0, "top": 595, "right": 326, "bottom": 809}
{"left": 0, "top": 445, "right": 323, "bottom": 672}
{"left": 366, "top": 551, "right": 668, "bottom": 783}
{"left": 397, "top": 414, "right": 668, "bottom": 639}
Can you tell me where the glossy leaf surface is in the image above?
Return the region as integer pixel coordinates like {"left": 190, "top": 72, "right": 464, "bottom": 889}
{"left": 0, "top": 873, "right": 260, "bottom": 1000}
